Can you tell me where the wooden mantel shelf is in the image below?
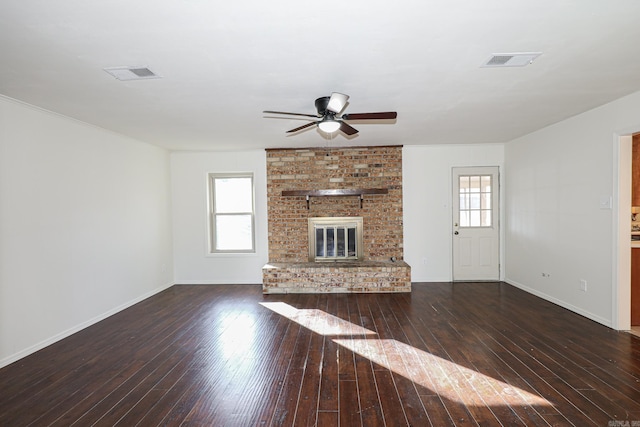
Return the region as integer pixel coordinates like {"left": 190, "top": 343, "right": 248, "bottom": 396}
{"left": 282, "top": 188, "right": 388, "bottom": 209}
{"left": 282, "top": 188, "right": 388, "bottom": 197}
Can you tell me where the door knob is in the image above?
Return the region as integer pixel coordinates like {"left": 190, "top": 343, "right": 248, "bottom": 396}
{"left": 454, "top": 231, "right": 459, "bottom": 235}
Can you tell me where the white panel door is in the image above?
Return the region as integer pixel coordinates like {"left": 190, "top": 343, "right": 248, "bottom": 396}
{"left": 452, "top": 167, "right": 500, "bottom": 281}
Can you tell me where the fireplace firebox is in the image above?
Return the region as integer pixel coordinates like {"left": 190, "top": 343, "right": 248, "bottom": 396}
{"left": 308, "top": 217, "right": 363, "bottom": 262}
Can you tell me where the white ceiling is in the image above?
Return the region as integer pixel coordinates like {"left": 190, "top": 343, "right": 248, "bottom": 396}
{"left": 2, "top": 0, "right": 640, "bottom": 151}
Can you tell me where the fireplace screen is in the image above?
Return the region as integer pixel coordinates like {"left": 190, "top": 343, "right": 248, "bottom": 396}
{"left": 308, "top": 217, "right": 363, "bottom": 262}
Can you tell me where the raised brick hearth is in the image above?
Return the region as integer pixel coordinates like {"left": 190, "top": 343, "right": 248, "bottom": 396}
{"left": 262, "top": 260, "right": 411, "bottom": 294}
{"left": 263, "top": 145, "right": 411, "bottom": 293}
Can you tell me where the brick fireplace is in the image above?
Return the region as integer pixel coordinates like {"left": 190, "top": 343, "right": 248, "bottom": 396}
{"left": 262, "top": 145, "right": 411, "bottom": 293}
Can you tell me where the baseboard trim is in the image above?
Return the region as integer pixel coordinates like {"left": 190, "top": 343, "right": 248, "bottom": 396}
{"left": 173, "top": 280, "right": 260, "bottom": 285}
{"left": 0, "top": 281, "right": 174, "bottom": 369}
{"left": 504, "top": 278, "right": 612, "bottom": 328}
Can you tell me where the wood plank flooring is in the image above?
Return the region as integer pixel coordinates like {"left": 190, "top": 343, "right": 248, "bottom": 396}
{"left": 1, "top": 282, "right": 640, "bottom": 426}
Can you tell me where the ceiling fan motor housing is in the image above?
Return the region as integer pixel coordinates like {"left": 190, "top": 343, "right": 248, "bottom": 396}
{"left": 315, "top": 96, "right": 331, "bottom": 116}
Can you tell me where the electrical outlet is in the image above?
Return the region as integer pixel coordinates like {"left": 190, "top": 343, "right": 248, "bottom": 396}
{"left": 579, "top": 279, "right": 587, "bottom": 292}
{"left": 541, "top": 272, "right": 550, "bottom": 278}
{"left": 422, "top": 257, "right": 427, "bottom": 265}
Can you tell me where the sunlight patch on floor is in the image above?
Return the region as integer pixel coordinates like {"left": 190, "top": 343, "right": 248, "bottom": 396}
{"left": 217, "top": 312, "right": 257, "bottom": 359}
{"left": 261, "top": 301, "right": 553, "bottom": 408}
{"left": 333, "top": 337, "right": 552, "bottom": 407}
{"left": 260, "top": 302, "right": 376, "bottom": 336}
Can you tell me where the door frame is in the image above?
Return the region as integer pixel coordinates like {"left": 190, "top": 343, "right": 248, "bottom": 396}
{"left": 614, "top": 133, "right": 633, "bottom": 330}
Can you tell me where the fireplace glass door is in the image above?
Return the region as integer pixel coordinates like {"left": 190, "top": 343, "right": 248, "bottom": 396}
{"left": 309, "top": 217, "right": 363, "bottom": 262}
{"left": 315, "top": 226, "right": 357, "bottom": 258}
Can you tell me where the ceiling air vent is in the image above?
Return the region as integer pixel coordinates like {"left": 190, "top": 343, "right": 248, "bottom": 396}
{"left": 481, "top": 52, "right": 542, "bottom": 68}
{"left": 103, "top": 66, "right": 161, "bottom": 81}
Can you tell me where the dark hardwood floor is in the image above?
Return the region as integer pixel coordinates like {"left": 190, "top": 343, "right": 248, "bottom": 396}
{"left": 1, "top": 282, "right": 640, "bottom": 426}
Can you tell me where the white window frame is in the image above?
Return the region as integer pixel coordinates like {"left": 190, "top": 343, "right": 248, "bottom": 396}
{"left": 208, "top": 172, "right": 256, "bottom": 254}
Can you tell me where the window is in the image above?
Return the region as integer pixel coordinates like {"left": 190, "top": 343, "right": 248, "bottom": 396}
{"left": 208, "top": 173, "right": 255, "bottom": 253}
{"left": 458, "top": 174, "right": 492, "bottom": 227}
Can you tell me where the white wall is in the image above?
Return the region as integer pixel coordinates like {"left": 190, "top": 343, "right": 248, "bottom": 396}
{"left": 403, "top": 144, "right": 505, "bottom": 282}
{"left": 173, "top": 145, "right": 505, "bottom": 285}
{"left": 504, "top": 90, "right": 640, "bottom": 328}
{"left": 171, "top": 150, "right": 268, "bottom": 284}
{"left": 0, "top": 96, "right": 174, "bottom": 367}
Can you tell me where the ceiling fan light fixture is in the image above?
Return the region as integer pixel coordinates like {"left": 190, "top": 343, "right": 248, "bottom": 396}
{"left": 326, "top": 92, "right": 349, "bottom": 114}
{"left": 318, "top": 119, "right": 341, "bottom": 133}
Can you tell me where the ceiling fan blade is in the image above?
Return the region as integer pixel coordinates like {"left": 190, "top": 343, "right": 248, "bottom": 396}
{"left": 263, "top": 110, "right": 319, "bottom": 118}
{"left": 342, "top": 112, "right": 397, "bottom": 120}
{"left": 286, "top": 121, "right": 317, "bottom": 133}
{"left": 340, "top": 121, "right": 359, "bottom": 135}
{"left": 327, "top": 92, "right": 349, "bottom": 114}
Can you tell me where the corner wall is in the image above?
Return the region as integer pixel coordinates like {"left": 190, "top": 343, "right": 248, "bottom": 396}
{"left": 504, "top": 90, "right": 640, "bottom": 327}
{"left": 170, "top": 150, "right": 268, "bottom": 284}
{"left": 0, "top": 96, "right": 174, "bottom": 367}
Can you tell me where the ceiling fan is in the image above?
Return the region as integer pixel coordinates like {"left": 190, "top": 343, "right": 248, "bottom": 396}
{"left": 263, "top": 92, "right": 397, "bottom": 136}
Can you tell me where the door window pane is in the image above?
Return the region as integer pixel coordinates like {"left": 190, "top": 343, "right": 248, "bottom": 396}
{"left": 460, "top": 210, "right": 470, "bottom": 227}
{"left": 459, "top": 176, "right": 470, "bottom": 192}
{"left": 481, "top": 175, "right": 492, "bottom": 192}
{"left": 469, "top": 176, "right": 481, "bottom": 192}
{"left": 459, "top": 194, "right": 468, "bottom": 210}
{"left": 459, "top": 174, "right": 492, "bottom": 228}
{"left": 481, "top": 193, "right": 491, "bottom": 210}
{"left": 470, "top": 193, "right": 481, "bottom": 209}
